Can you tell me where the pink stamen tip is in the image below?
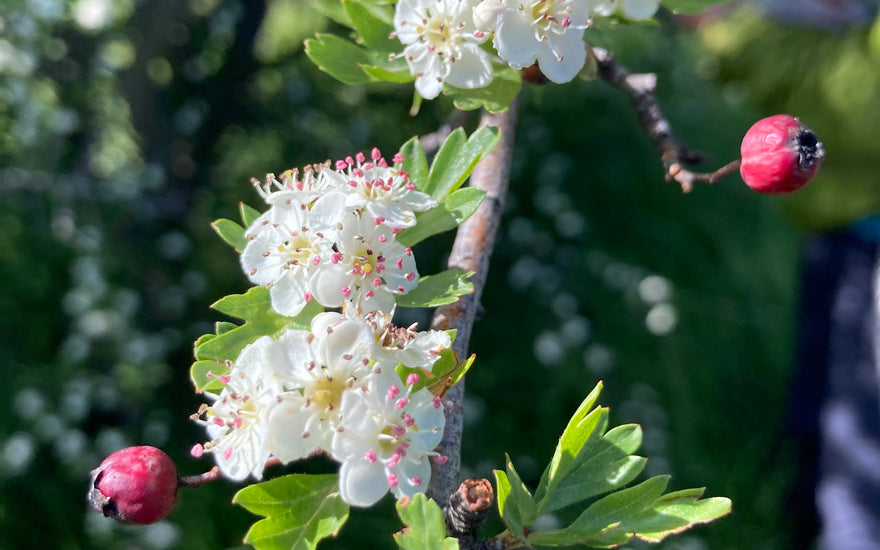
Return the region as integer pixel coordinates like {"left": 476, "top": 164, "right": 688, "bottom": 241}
{"left": 405, "top": 272, "right": 416, "bottom": 281}
{"left": 393, "top": 152, "right": 404, "bottom": 163}
{"left": 332, "top": 252, "right": 343, "bottom": 263}
{"left": 396, "top": 396, "right": 409, "bottom": 409}
{"left": 219, "top": 375, "right": 231, "bottom": 384}
{"left": 372, "top": 277, "right": 382, "bottom": 288}
{"left": 223, "top": 447, "right": 233, "bottom": 460}
{"left": 336, "top": 160, "right": 348, "bottom": 170}
{"left": 411, "top": 476, "right": 423, "bottom": 486}
{"left": 391, "top": 424, "right": 406, "bottom": 437}
{"left": 387, "top": 473, "right": 399, "bottom": 487}
{"left": 473, "top": 29, "right": 485, "bottom": 38}
{"left": 365, "top": 450, "right": 377, "bottom": 464}
{"left": 396, "top": 258, "right": 404, "bottom": 269}
{"left": 341, "top": 286, "right": 351, "bottom": 298}
{"left": 356, "top": 152, "right": 366, "bottom": 163}
{"left": 190, "top": 443, "right": 204, "bottom": 458}
{"left": 304, "top": 292, "right": 313, "bottom": 302}
{"left": 561, "top": 16, "right": 571, "bottom": 27}
{"left": 433, "top": 455, "right": 449, "bottom": 465}
{"left": 433, "top": 396, "right": 442, "bottom": 409}
{"left": 387, "top": 385, "right": 401, "bottom": 400}
{"left": 378, "top": 158, "right": 388, "bottom": 168}
{"left": 366, "top": 290, "right": 375, "bottom": 298}
{"left": 406, "top": 373, "right": 420, "bottom": 386}
{"left": 392, "top": 227, "right": 402, "bottom": 234}
{"left": 233, "top": 417, "right": 243, "bottom": 429}
{"left": 348, "top": 180, "right": 358, "bottom": 187}
{"left": 403, "top": 413, "right": 415, "bottom": 427}
{"left": 387, "top": 453, "right": 400, "bottom": 468}
{"left": 377, "top": 234, "right": 387, "bottom": 243}
{"left": 404, "top": 183, "right": 415, "bottom": 190}
{"left": 345, "top": 156, "right": 354, "bottom": 166}
{"left": 212, "top": 417, "right": 225, "bottom": 427}
{"left": 397, "top": 286, "right": 404, "bottom": 292}
{"left": 405, "top": 247, "right": 412, "bottom": 256}
{"left": 371, "top": 147, "right": 382, "bottom": 160}
{"left": 374, "top": 216, "right": 385, "bottom": 225}
{"left": 312, "top": 255, "right": 321, "bottom": 265}
{"left": 427, "top": 44, "right": 436, "bottom": 52}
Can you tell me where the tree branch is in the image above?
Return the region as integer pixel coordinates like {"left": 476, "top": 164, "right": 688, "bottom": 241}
{"left": 591, "top": 46, "right": 741, "bottom": 192}
{"left": 426, "top": 102, "right": 518, "bottom": 511}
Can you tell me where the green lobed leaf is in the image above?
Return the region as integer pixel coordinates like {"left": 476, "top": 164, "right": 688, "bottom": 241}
{"left": 529, "top": 476, "right": 670, "bottom": 547}
{"left": 539, "top": 424, "right": 646, "bottom": 513}
{"left": 396, "top": 187, "right": 486, "bottom": 247}
{"left": 400, "top": 136, "right": 429, "bottom": 191}
{"left": 425, "top": 127, "right": 500, "bottom": 200}
{"left": 447, "top": 66, "right": 522, "bottom": 113}
{"left": 240, "top": 201, "right": 263, "bottom": 227}
{"left": 535, "top": 382, "right": 605, "bottom": 503}
{"left": 305, "top": 33, "right": 374, "bottom": 85}
{"left": 193, "top": 287, "right": 320, "bottom": 365}
{"left": 394, "top": 493, "right": 460, "bottom": 550}
{"left": 494, "top": 455, "right": 537, "bottom": 541}
{"left": 212, "top": 218, "right": 247, "bottom": 250}
{"left": 234, "top": 474, "right": 349, "bottom": 550}
{"left": 582, "top": 489, "right": 732, "bottom": 547}
{"left": 395, "top": 269, "right": 474, "bottom": 308}
{"left": 344, "top": 0, "right": 397, "bottom": 52}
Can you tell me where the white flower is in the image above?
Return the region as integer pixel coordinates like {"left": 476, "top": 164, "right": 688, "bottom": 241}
{"left": 331, "top": 369, "right": 445, "bottom": 506}
{"left": 312, "top": 212, "right": 419, "bottom": 314}
{"left": 493, "top": 0, "right": 591, "bottom": 83}
{"left": 264, "top": 316, "right": 377, "bottom": 462}
{"left": 240, "top": 191, "right": 345, "bottom": 317}
{"left": 191, "top": 337, "right": 282, "bottom": 481}
{"left": 324, "top": 148, "right": 436, "bottom": 230}
{"left": 588, "top": 0, "right": 658, "bottom": 20}
{"left": 394, "top": 0, "right": 494, "bottom": 99}
{"left": 252, "top": 164, "right": 335, "bottom": 207}
{"left": 473, "top": 0, "right": 506, "bottom": 31}
{"left": 363, "top": 309, "right": 451, "bottom": 370}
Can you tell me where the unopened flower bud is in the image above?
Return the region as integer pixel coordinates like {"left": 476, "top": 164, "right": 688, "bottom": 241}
{"left": 473, "top": 0, "right": 505, "bottom": 32}
{"left": 88, "top": 446, "right": 179, "bottom": 525}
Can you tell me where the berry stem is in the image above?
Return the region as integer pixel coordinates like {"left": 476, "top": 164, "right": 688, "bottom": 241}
{"left": 178, "top": 457, "right": 282, "bottom": 488}
{"left": 591, "top": 45, "right": 738, "bottom": 193}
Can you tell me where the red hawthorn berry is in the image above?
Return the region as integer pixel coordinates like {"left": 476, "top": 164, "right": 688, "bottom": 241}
{"left": 739, "top": 114, "right": 825, "bottom": 194}
{"left": 88, "top": 446, "right": 179, "bottom": 525}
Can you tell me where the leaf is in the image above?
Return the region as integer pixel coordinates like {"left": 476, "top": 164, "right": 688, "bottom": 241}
{"left": 360, "top": 63, "right": 415, "bottom": 83}
{"left": 399, "top": 137, "right": 429, "bottom": 191}
{"left": 190, "top": 359, "right": 231, "bottom": 393}
{"left": 528, "top": 476, "right": 670, "bottom": 547}
{"left": 344, "top": 0, "right": 397, "bottom": 52}
{"left": 212, "top": 218, "right": 247, "bottom": 251}
{"left": 494, "top": 455, "right": 537, "bottom": 541}
{"left": 396, "top": 187, "right": 486, "bottom": 247}
{"left": 234, "top": 474, "right": 349, "bottom": 550}
{"left": 583, "top": 489, "right": 732, "bottom": 547}
{"left": 396, "top": 269, "right": 474, "bottom": 308}
{"left": 534, "top": 382, "right": 608, "bottom": 505}
{"left": 305, "top": 34, "right": 374, "bottom": 85}
{"left": 448, "top": 66, "right": 522, "bottom": 113}
{"left": 307, "top": 0, "right": 354, "bottom": 28}
{"left": 662, "top": 0, "right": 728, "bottom": 14}
{"left": 426, "top": 127, "right": 500, "bottom": 200}
{"left": 394, "top": 493, "right": 460, "bottom": 550}
{"left": 192, "top": 287, "right": 318, "bottom": 364}
{"left": 240, "top": 202, "right": 263, "bottom": 227}
{"left": 538, "top": 424, "right": 646, "bottom": 513}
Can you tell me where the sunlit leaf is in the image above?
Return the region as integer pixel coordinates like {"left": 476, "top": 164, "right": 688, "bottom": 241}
{"left": 426, "top": 126, "right": 500, "bottom": 199}
{"left": 396, "top": 268, "right": 474, "bottom": 308}
{"left": 393, "top": 493, "right": 459, "bottom": 550}
{"left": 494, "top": 455, "right": 537, "bottom": 541}
{"left": 305, "top": 34, "right": 374, "bottom": 85}
{"left": 234, "top": 474, "right": 349, "bottom": 550}
{"left": 212, "top": 218, "right": 247, "bottom": 251}
{"left": 447, "top": 66, "right": 521, "bottom": 113}
{"left": 240, "top": 202, "right": 263, "bottom": 227}
{"left": 396, "top": 187, "right": 486, "bottom": 247}
{"left": 399, "top": 136, "right": 429, "bottom": 191}
{"left": 344, "top": 0, "right": 397, "bottom": 52}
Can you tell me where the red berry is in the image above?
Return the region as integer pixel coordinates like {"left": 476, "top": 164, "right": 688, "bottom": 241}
{"left": 739, "top": 114, "right": 825, "bottom": 194}
{"left": 88, "top": 446, "right": 179, "bottom": 525}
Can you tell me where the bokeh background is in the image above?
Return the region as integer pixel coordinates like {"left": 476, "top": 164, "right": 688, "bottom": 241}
{"left": 1, "top": 0, "right": 878, "bottom": 548}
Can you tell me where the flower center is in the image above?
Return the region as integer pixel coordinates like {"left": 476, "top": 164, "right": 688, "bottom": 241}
{"left": 310, "top": 376, "right": 348, "bottom": 414}
{"left": 418, "top": 14, "right": 461, "bottom": 58}
{"left": 527, "top": 0, "right": 571, "bottom": 38}
{"left": 279, "top": 233, "right": 316, "bottom": 266}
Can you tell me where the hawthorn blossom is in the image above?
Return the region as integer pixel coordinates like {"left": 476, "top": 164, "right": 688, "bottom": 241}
{"left": 264, "top": 315, "right": 377, "bottom": 462}
{"left": 331, "top": 369, "right": 445, "bottom": 506}
{"left": 323, "top": 148, "right": 435, "bottom": 231}
{"left": 240, "top": 191, "right": 345, "bottom": 317}
{"left": 312, "top": 212, "right": 419, "bottom": 314}
{"left": 393, "top": 0, "right": 494, "bottom": 99}
{"left": 191, "top": 337, "right": 282, "bottom": 481}
{"left": 493, "top": 0, "right": 591, "bottom": 83}
{"left": 252, "top": 163, "right": 335, "bottom": 207}
{"left": 588, "top": 0, "right": 659, "bottom": 20}
{"left": 363, "top": 309, "right": 451, "bottom": 369}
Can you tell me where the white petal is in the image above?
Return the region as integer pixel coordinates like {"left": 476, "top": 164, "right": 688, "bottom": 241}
{"left": 267, "top": 398, "right": 324, "bottom": 462}
{"left": 241, "top": 231, "right": 285, "bottom": 285}
{"left": 269, "top": 271, "right": 309, "bottom": 317}
{"left": 536, "top": 34, "right": 586, "bottom": 84}
{"left": 415, "top": 72, "right": 446, "bottom": 100}
{"left": 589, "top": 0, "right": 617, "bottom": 16}
{"left": 391, "top": 457, "right": 432, "bottom": 499}
{"left": 311, "top": 263, "right": 350, "bottom": 308}
{"left": 445, "top": 43, "right": 494, "bottom": 90}
{"left": 494, "top": 11, "right": 540, "bottom": 69}
{"left": 338, "top": 458, "right": 390, "bottom": 507}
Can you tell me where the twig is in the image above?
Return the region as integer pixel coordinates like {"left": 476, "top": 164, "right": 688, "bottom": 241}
{"left": 426, "top": 102, "right": 518, "bottom": 512}
{"left": 178, "top": 457, "right": 282, "bottom": 487}
{"left": 590, "top": 46, "right": 741, "bottom": 192}
{"left": 420, "top": 110, "right": 473, "bottom": 155}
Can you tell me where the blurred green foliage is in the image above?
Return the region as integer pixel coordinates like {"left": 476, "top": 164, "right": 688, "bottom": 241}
{"left": 1, "top": 0, "right": 873, "bottom": 548}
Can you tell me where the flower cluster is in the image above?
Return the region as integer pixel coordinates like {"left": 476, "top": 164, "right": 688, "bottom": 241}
{"left": 391, "top": 0, "right": 659, "bottom": 97}
{"left": 193, "top": 149, "right": 452, "bottom": 507}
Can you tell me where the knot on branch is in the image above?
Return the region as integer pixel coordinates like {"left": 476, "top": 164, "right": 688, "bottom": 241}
{"left": 444, "top": 478, "right": 495, "bottom": 548}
